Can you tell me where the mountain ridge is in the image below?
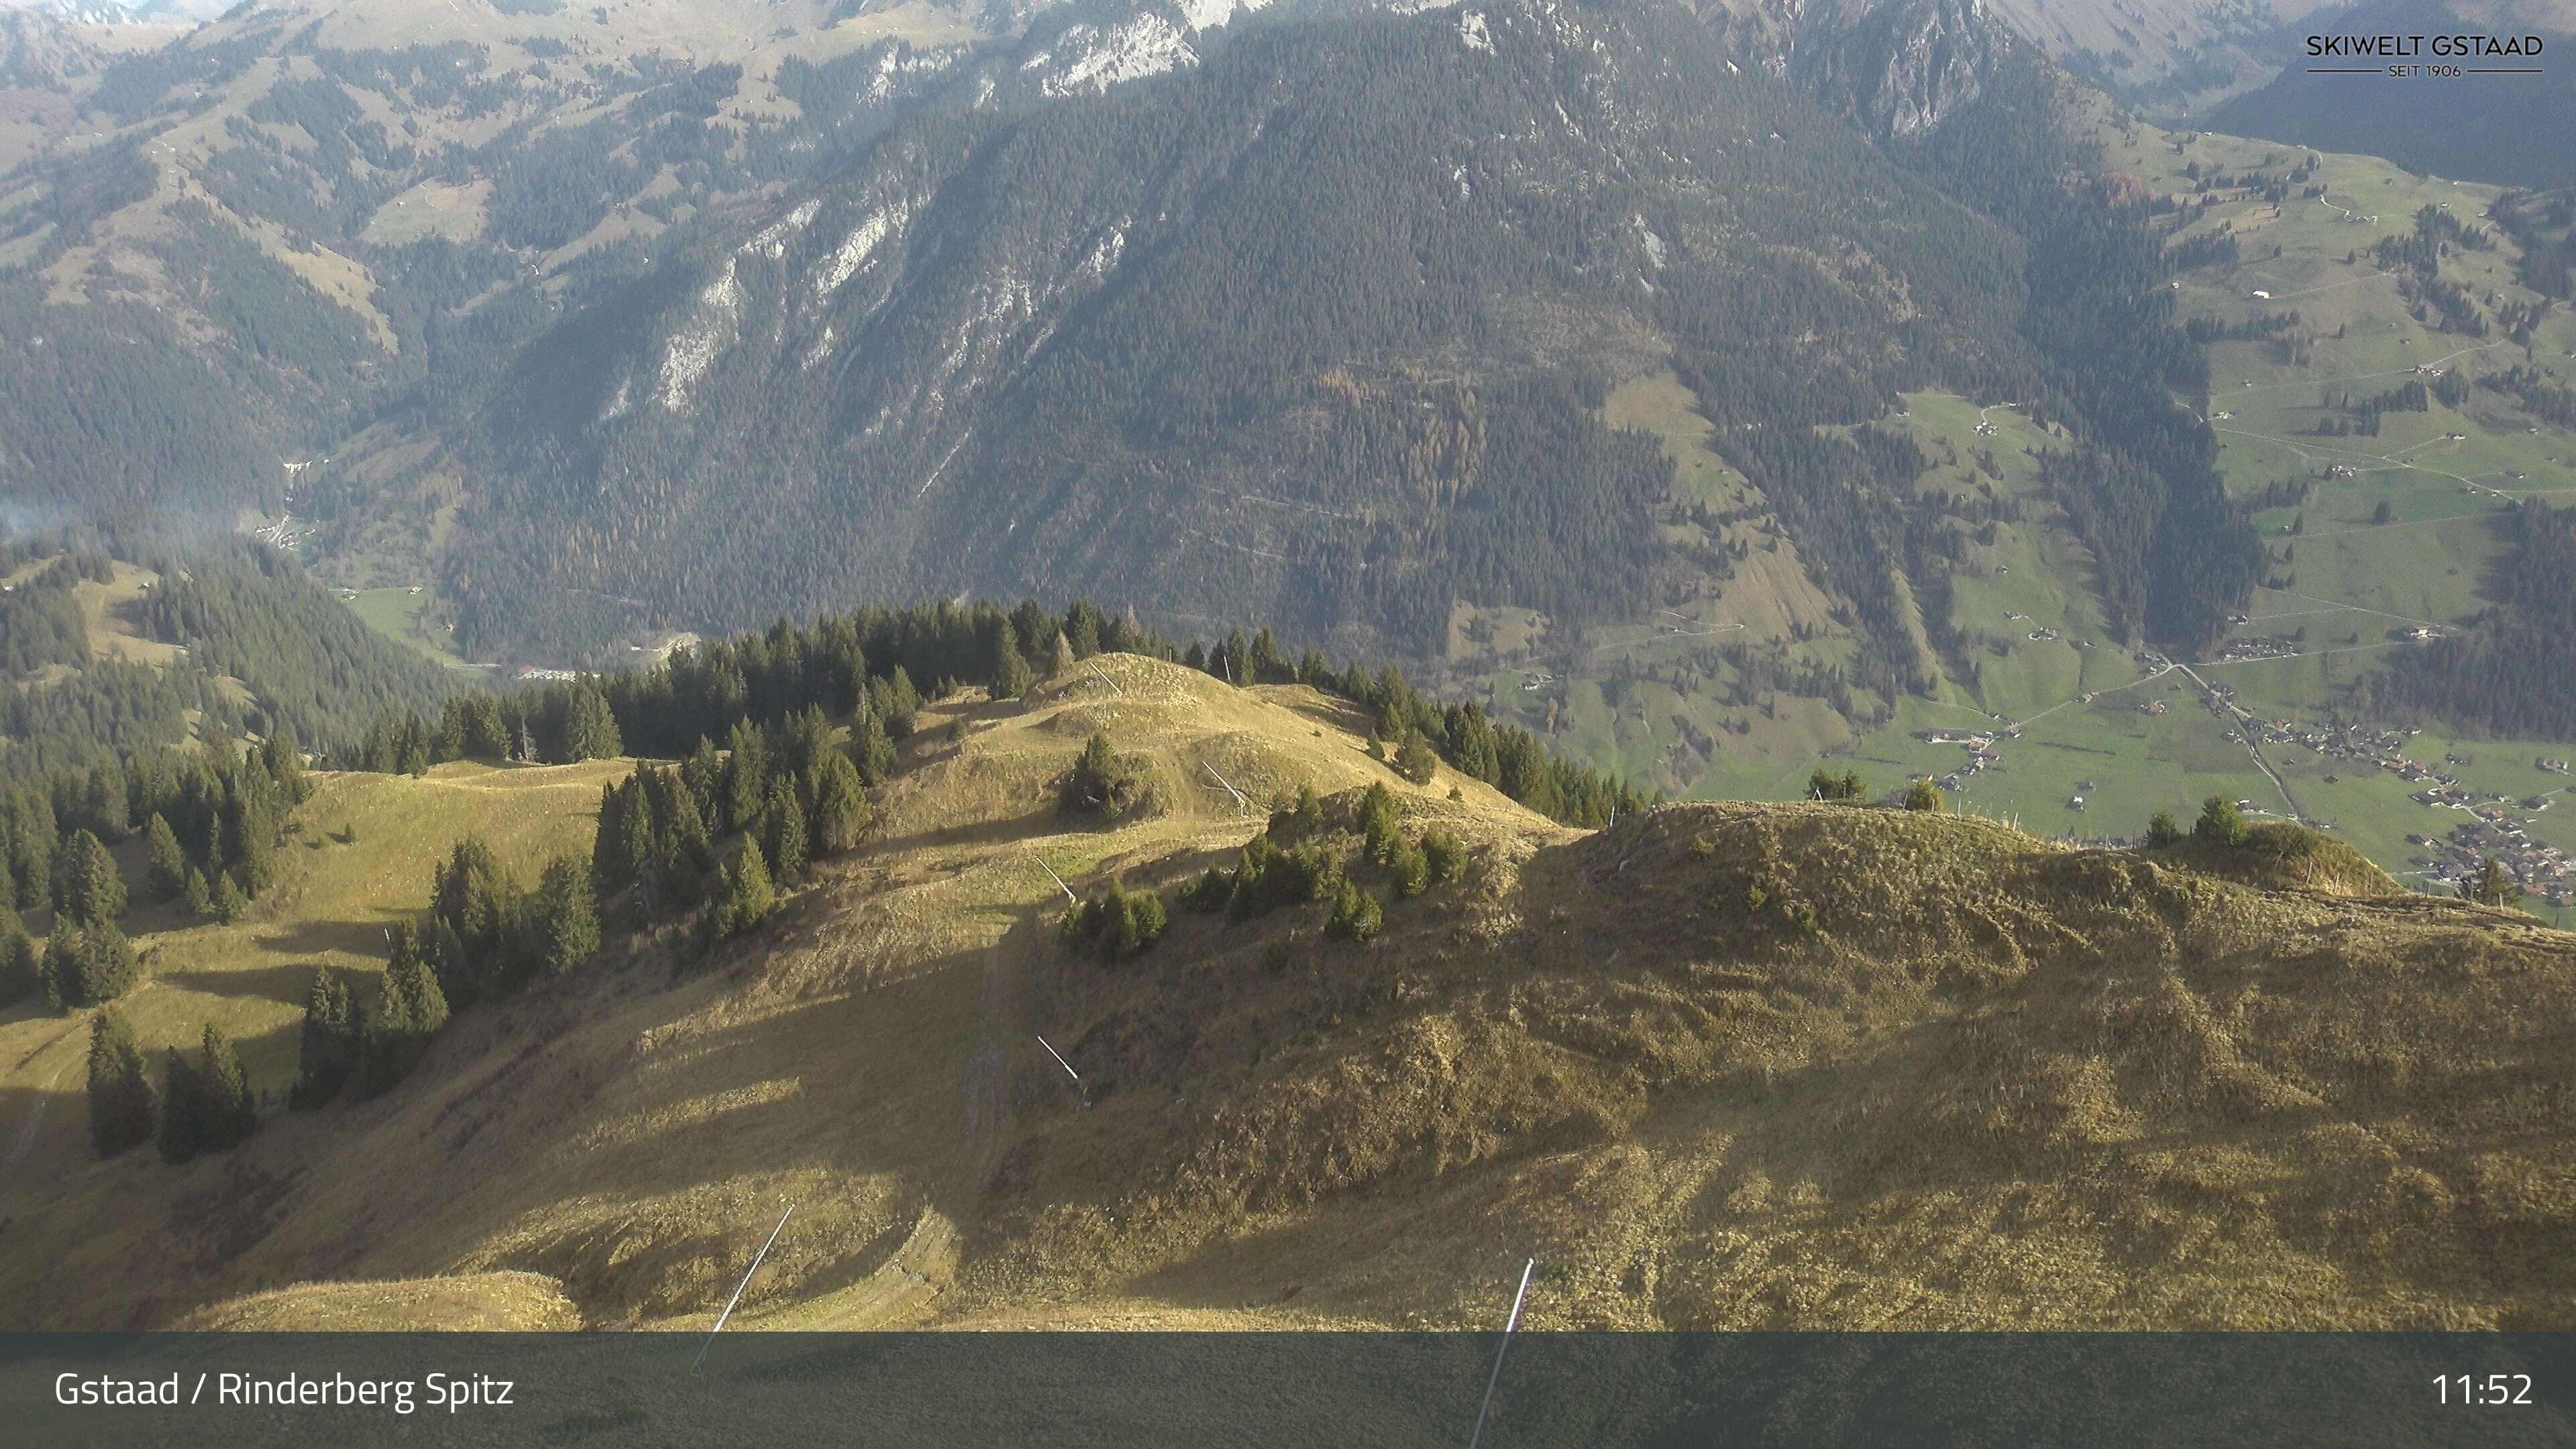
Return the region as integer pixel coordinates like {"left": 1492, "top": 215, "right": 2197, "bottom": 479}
{"left": 4, "top": 647, "right": 2570, "bottom": 1332}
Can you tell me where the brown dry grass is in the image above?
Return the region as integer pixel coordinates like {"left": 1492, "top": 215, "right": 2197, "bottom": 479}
{"left": 4, "top": 655, "right": 2570, "bottom": 1332}
{"left": 178, "top": 1272, "right": 581, "bottom": 1330}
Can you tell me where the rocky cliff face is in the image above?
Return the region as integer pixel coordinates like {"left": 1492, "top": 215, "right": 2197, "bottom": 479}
{"left": 0, "top": 6, "right": 115, "bottom": 85}
{"left": 1780, "top": 0, "right": 2018, "bottom": 140}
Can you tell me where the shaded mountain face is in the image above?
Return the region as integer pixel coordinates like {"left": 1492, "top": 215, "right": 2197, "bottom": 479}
{"left": 453, "top": 0, "right": 2046, "bottom": 662}
{"left": 1983, "top": 0, "right": 2341, "bottom": 115}
{"left": 2211, "top": 0, "right": 2576, "bottom": 188}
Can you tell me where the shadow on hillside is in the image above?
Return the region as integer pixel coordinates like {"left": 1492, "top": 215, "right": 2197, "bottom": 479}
{"left": 378, "top": 939, "right": 1004, "bottom": 1295}
{"left": 152, "top": 958, "right": 323, "bottom": 1006}
{"left": 2472, "top": 506, "right": 2520, "bottom": 610}
{"left": 1, "top": 1010, "right": 300, "bottom": 1181}
{"left": 0, "top": 1081, "right": 68, "bottom": 1184}
{"left": 873, "top": 804, "right": 1062, "bottom": 858}
{"left": 252, "top": 913, "right": 408, "bottom": 961}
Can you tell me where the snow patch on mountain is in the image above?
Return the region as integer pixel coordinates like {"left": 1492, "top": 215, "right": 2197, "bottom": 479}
{"left": 817, "top": 205, "right": 906, "bottom": 300}
{"left": 1458, "top": 10, "right": 1492, "bottom": 50}
{"left": 658, "top": 258, "right": 743, "bottom": 411}
{"left": 1177, "top": 0, "right": 1269, "bottom": 32}
{"left": 743, "top": 199, "right": 822, "bottom": 261}
{"left": 1038, "top": 13, "right": 1197, "bottom": 96}
{"left": 864, "top": 44, "right": 955, "bottom": 103}
{"left": 1634, "top": 215, "right": 1665, "bottom": 268}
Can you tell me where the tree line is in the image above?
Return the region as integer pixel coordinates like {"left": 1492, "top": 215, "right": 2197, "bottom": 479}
{"left": 2363, "top": 500, "right": 2576, "bottom": 740}
{"left": 351, "top": 597, "right": 1649, "bottom": 829}
{"left": 0, "top": 722, "right": 311, "bottom": 1014}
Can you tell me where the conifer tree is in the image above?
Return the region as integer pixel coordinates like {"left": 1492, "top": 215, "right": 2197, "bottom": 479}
{"left": 54, "top": 828, "right": 125, "bottom": 926}
{"left": 211, "top": 870, "right": 247, "bottom": 925}
{"left": 182, "top": 867, "right": 213, "bottom": 918}
{"left": 144, "top": 814, "right": 188, "bottom": 902}
{"left": 763, "top": 782, "right": 808, "bottom": 882}
{"left": 40, "top": 926, "right": 76, "bottom": 1011}
{"left": 594, "top": 780, "right": 647, "bottom": 891}
{"left": 562, "top": 683, "right": 623, "bottom": 761}
{"left": 396, "top": 713, "right": 431, "bottom": 775}
{"left": 994, "top": 639, "right": 1034, "bottom": 700}
{"left": 2194, "top": 796, "right": 2247, "bottom": 847}
{"left": 197, "top": 1025, "right": 256, "bottom": 1150}
{"left": 1326, "top": 880, "right": 1384, "bottom": 942}
{"left": 1393, "top": 732, "right": 1438, "bottom": 786}
{"left": 157, "top": 1047, "right": 206, "bottom": 1164}
{"left": 83, "top": 921, "right": 140, "bottom": 1005}
{"left": 8, "top": 792, "right": 52, "bottom": 908}
{"left": 854, "top": 707, "right": 899, "bottom": 786}
{"left": 715, "top": 839, "right": 776, "bottom": 940}
{"left": 806, "top": 750, "right": 871, "bottom": 856}
{"left": 235, "top": 818, "right": 278, "bottom": 898}
{"left": 43, "top": 921, "right": 140, "bottom": 1008}
{"left": 458, "top": 694, "right": 512, "bottom": 760}
{"left": 1060, "top": 733, "right": 1146, "bottom": 820}
{"left": 1358, "top": 783, "right": 1403, "bottom": 863}
{"left": 292, "top": 967, "right": 358, "bottom": 1108}
{"left": 0, "top": 908, "right": 36, "bottom": 1008}
{"left": 1904, "top": 779, "right": 1947, "bottom": 812}
{"left": 2145, "top": 809, "right": 2184, "bottom": 847}
{"left": 431, "top": 837, "right": 522, "bottom": 1002}
{"left": 2467, "top": 856, "right": 2525, "bottom": 909}
{"left": 883, "top": 667, "right": 922, "bottom": 735}
{"left": 1421, "top": 827, "right": 1468, "bottom": 884}
{"left": 1128, "top": 888, "right": 1168, "bottom": 949}
{"left": 364, "top": 927, "right": 449, "bottom": 1095}
{"left": 1066, "top": 609, "right": 1102, "bottom": 659}
{"left": 87, "top": 1006, "right": 155, "bottom": 1159}
{"left": 533, "top": 855, "right": 600, "bottom": 977}
{"left": 1808, "top": 769, "right": 1866, "bottom": 802}
{"left": 1387, "top": 835, "right": 1430, "bottom": 898}
{"left": 724, "top": 719, "right": 769, "bottom": 833}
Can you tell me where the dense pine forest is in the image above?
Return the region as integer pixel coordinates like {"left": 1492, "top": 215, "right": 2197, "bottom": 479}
{"left": 447, "top": 3, "right": 2045, "bottom": 667}
{"left": 0, "top": 531, "right": 460, "bottom": 785}
{"left": 1, "top": 718, "right": 313, "bottom": 1017}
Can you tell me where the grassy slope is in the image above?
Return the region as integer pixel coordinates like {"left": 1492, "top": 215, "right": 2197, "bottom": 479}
{"left": 1444, "top": 370, "right": 1862, "bottom": 803}
{"left": 2088, "top": 123, "right": 2576, "bottom": 876}
{"left": 5, "top": 655, "right": 2572, "bottom": 1334}
{"left": 346, "top": 584, "right": 468, "bottom": 667}
{"left": 0, "top": 759, "right": 621, "bottom": 1326}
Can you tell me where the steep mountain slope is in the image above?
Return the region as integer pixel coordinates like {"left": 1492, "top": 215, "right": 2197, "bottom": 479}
{"left": 2210, "top": 0, "right": 2576, "bottom": 187}
{"left": 453, "top": 0, "right": 2046, "bottom": 667}
{"left": 3, "top": 651, "right": 2570, "bottom": 1332}
{"left": 0, "top": 0, "right": 994, "bottom": 528}
{"left": 1990, "top": 0, "right": 2338, "bottom": 115}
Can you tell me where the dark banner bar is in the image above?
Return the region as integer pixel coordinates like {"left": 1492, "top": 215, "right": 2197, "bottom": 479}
{"left": 8, "top": 1333, "right": 2576, "bottom": 1447}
